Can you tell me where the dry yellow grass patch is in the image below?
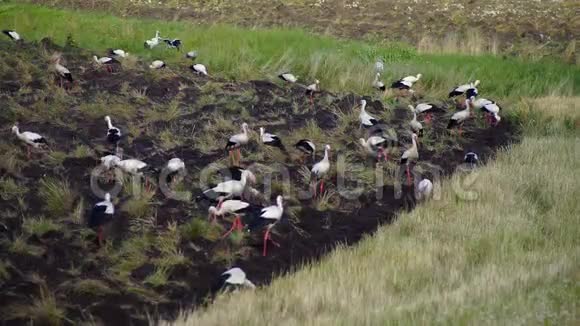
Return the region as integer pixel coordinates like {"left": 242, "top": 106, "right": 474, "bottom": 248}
{"left": 529, "top": 96, "right": 580, "bottom": 120}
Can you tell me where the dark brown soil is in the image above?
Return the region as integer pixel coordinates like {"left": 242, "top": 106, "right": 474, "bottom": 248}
{"left": 0, "top": 39, "right": 519, "bottom": 325}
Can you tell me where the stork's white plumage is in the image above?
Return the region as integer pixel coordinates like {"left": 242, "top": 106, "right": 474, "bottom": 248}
{"left": 400, "top": 133, "right": 419, "bottom": 166}
{"left": 89, "top": 193, "right": 115, "bottom": 246}
{"left": 259, "top": 127, "right": 285, "bottom": 150}
{"left": 359, "top": 99, "right": 379, "bottom": 128}
{"left": 373, "top": 73, "right": 386, "bottom": 91}
{"left": 12, "top": 125, "right": 47, "bottom": 158}
{"left": 311, "top": 144, "right": 331, "bottom": 196}
{"left": 226, "top": 122, "right": 250, "bottom": 165}
{"left": 93, "top": 56, "right": 115, "bottom": 65}
{"left": 12, "top": 125, "right": 46, "bottom": 148}
{"left": 375, "top": 59, "right": 384, "bottom": 73}
{"left": 400, "top": 133, "right": 419, "bottom": 185}
{"left": 208, "top": 200, "right": 250, "bottom": 219}
{"left": 203, "top": 169, "right": 254, "bottom": 199}
{"left": 415, "top": 178, "right": 433, "bottom": 201}
{"left": 278, "top": 73, "right": 297, "bottom": 83}
{"left": 53, "top": 57, "right": 73, "bottom": 83}
{"left": 414, "top": 103, "right": 434, "bottom": 114}
{"left": 259, "top": 195, "right": 284, "bottom": 256}
{"left": 104, "top": 116, "right": 121, "bottom": 146}
{"left": 114, "top": 159, "right": 147, "bottom": 175}
{"left": 359, "top": 135, "right": 389, "bottom": 161}
{"left": 100, "top": 155, "right": 121, "bottom": 170}
{"left": 2, "top": 30, "right": 21, "bottom": 41}
{"left": 447, "top": 99, "right": 472, "bottom": 133}
{"left": 167, "top": 158, "right": 185, "bottom": 172}
{"left": 311, "top": 144, "right": 331, "bottom": 178}
{"left": 149, "top": 60, "right": 166, "bottom": 69}
{"left": 191, "top": 63, "right": 208, "bottom": 76}
{"left": 109, "top": 49, "right": 128, "bottom": 58}
{"left": 472, "top": 98, "right": 501, "bottom": 125}
{"left": 260, "top": 195, "right": 284, "bottom": 221}
{"left": 222, "top": 267, "right": 255, "bottom": 289}
{"left": 402, "top": 73, "right": 422, "bottom": 84}
{"left": 185, "top": 50, "right": 198, "bottom": 59}
{"left": 295, "top": 139, "right": 316, "bottom": 162}
{"left": 306, "top": 79, "right": 320, "bottom": 95}
{"left": 226, "top": 123, "right": 250, "bottom": 150}
{"left": 449, "top": 80, "right": 480, "bottom": 98}
{"left": 144, "top": 31, "right": 162, "bottom": 49}
{"left": 408, "top": 105, "right": 423, "bottom": 137}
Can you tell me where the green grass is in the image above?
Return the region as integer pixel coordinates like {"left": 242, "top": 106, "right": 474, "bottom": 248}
{"left": 0, "top": 3, "right": 578, "bottom": 97}
{"left": 38, "top": 177, "right": 76, "bottom": 217}
{"left": 22, "top": 216, "right": 62, "bottom": 237}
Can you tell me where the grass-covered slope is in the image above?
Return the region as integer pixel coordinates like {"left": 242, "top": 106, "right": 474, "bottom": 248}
{"left": 169, "top": 100, "right": 579, "bottom": 325}
{"left": 0, "top": 4, "right": 578, "bottom": 96}
{"left": 0, "top": 3, "right": 577, "bottom": 326}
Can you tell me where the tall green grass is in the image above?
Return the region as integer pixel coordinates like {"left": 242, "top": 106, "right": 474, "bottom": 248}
{"left": 0, "top": 3, "right": 578, "bottom": 97}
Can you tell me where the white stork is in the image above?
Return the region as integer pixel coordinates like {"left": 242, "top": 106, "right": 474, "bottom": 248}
{"left": 257, "top": 195, "right": 284, "bottom": 256}
{"left": 165, "top": 158, "right": 185, "bottom": 186}
{"left": 149, "top": 60, "right": 166, "bottom": 69}
{"left": 225, "top": 122, "right": 250, "bottom": 165}
{"left": 12, "top": 125, "right": 47, "bottom": 159}
{"left": 408, "top": 105, "right": 424, "bottom": 137}
{"left": 415, "top": 178, "right": 433, "bottom": 201}
{"left": 400, "top": 133, "right": 419, "bottom": 186}
{"left": 202, "top": 169, "right": 255, "bottom": 200}
{"left": 93, "top": 56, "right": 118, "bottom": 73}
{"left": 447, "top": 98, "right": 472, "bottom": 135}
{"left": 311, "top": 144, "right": 331, "bottom": 196}
{"left": 413, "top": 103, "right": 436, "bottom": 123}
{"left": 295, "top": 139, "right": 316, "bottom": 163}
{"left": 449, "top": 80, "right": 480, "bottom": 98}
{"left": 2, "top": 30, "right": 21, "bottom": 41}
{"left": 207, "top": 199, "right": 251, "bottom": 237}
{"left": 305, "top": 79, "right": 319, "bottom": 105}
{"left": 191, "top": 63, "right": 208, "bottom": 76}
{"left": 359, "top": 135, "right": 389, "bottom": 162}
{"left": 359, "top": 99, "right": 379, "bottom": 128}
{"left": 89, "top": 193, "right": 114, "bottom": 246}
{"left": 109, "top": 49, "right": 129, "bottom": 58}
{"left": 52, "top": 56, "right": 73, "bottom": 87}
{"left": 104, "top": 116, "right": 121, "bottom": 147}
{"left": 144, "top": 31, "right": 162, "bottom": 49}
{"left": 278, "top": 72, "right": 297, "bottom": 83}
{"left": 259, "top": 127, "right": 285, "bottom": 151}
{"left": 471, "top": 98, "right": 501, "bottom": 125}
{"left": 221, "top": 267, "right": 255, "bottom": 289}
{"left": 373, "top": 73, "right": 386, "bottom": 91}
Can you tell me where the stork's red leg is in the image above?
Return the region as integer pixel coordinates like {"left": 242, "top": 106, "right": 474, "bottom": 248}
{"left": 406, "top": 165, "right": 411, "bottom": 186}
{"left": 319, "top": 179, "right": 324, "bottom": 194}
{"left": 97, "top": 227, "right": 104, "bottom": 247}
{"left": 262, "top": 228, "right": 270, "bottom": 256}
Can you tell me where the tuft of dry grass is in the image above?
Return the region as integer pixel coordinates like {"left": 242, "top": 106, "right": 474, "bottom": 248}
{"left": 5, "top": 284, "right": 67, "bottom": 326}
{"left": 165, "top": 129, "right": 578, "bottom": 325}
{"left": 38, "top": 178, "right": 76, "bottom": 217}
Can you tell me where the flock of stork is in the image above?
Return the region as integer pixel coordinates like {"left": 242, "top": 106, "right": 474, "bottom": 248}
{"left": 4, "top": 29, "right": 502, "bottom": 289}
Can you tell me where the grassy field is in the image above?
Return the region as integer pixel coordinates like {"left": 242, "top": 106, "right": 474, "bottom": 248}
{"left": 25, "top": 0, "right": 580, "bottom": 62}
{"left": 0, "top": 3, "right": 578, "bottom": 326}
{"left": 168, "top": 98, "right": 579, "bottom": 325}
{"left": 0, "top": 3, "right": 578, "bottom": 97}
